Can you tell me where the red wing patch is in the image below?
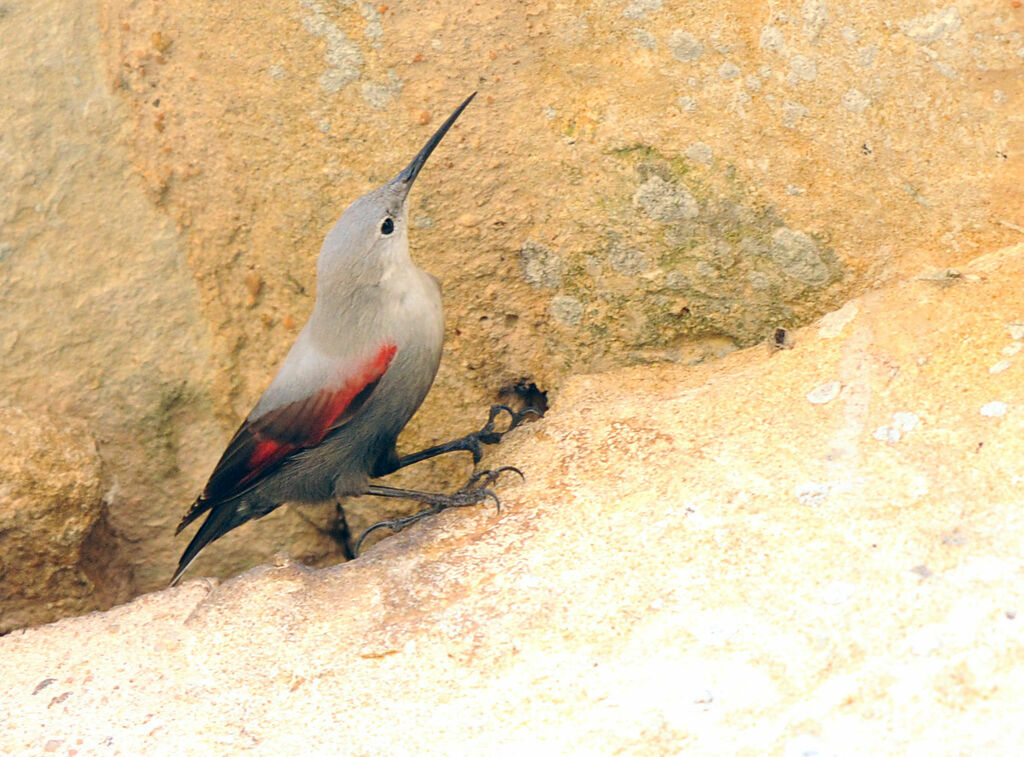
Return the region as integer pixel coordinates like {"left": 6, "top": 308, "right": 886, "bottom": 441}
{"left": 177, "top": 343, "right": 397, "bottom": 533}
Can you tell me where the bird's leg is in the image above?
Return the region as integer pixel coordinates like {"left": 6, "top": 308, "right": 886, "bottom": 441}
{"left": 355, "top": 466, "right": 523, "bottom": 554}
{"left": 386, "top": 404, "right": 540, "bottom": 473}
{"left": 329, "top": 503, "right": 357, "bottom": 560}
{"left": 292, "top": 502, "right": 358, "bottom": 560}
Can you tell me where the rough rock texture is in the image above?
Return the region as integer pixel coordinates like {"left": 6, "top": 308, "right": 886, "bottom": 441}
{"left": 2, "top": 244, "right": 1023, "bottom": 753}
{"left": 2, "top": 0, "right": 1022, "bottom": 605}
{"left": 0, "top": 408, "right": 123, "bottom": 633}
{"left": 0, "top": 0, "right": 353, "bottom": 599}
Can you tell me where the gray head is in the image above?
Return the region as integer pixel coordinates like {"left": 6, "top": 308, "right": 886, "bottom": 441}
{"left": 317, "top": 93, "right": 476, "bottom": 287}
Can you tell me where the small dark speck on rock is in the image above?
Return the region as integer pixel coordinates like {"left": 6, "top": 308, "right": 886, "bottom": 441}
{"left": 32, "top": 678, "right": 56, "bottom": 695}
{"left": 911, "top": 564, "right": 933, "bottom": 580}
{"left": 942, "top": 531, "right": 967, "bottom": 547}
{"left": 770, "top": 327, "right": 794, "bottom": 351}
{"left": 1006, "top": 609, "right": 1017, "bottom": 620}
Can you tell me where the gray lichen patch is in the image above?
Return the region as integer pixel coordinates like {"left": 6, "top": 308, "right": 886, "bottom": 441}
{"left": 549, "top": 296, "right": 584, "bottom": 326}
{"left": 668, "top": 30, "right": 703, "bottom": 62}
{"left": 519, "top": 240, "right": 563, "bottom": 289}
{"left": 521, "top": 145, "right": 843, "bottom": 363}
{"left": 767, "top": 228, "right": 834, "bottom": 286}
{"left": 300, "top": 0, "right": 364, "bottom": 93}
{"left": 634, "top": 176, "right": 699, "bottom": 222}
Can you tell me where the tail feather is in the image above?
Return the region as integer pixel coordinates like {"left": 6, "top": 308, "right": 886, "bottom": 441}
{"left": 176, "top": 495, "right": 211, "bottom": 535}
{"left": 170, "top": 502, "right": 246, "bottom": 586}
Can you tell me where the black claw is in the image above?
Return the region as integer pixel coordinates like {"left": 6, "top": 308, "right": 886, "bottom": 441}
{"left": 354, "top": 521, "right": 389, "bottom": 555}
{"left": 357, "top": 479, "right": 510, "bottom": 554}
{"left": 496, "top": 465, "right": 526, "bottom": 482}
{"left": 464, "top": 466, "right": 524, "bottom": 491}
{"left": 478, "top": 404, "right": 541, "bottom": 442}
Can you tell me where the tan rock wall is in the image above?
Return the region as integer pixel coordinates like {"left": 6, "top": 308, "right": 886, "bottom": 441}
{"left": 1, "top": 0, "right": 1021, "bottom": 608}
{"left": 0, "top": 408, "right": 126, "bottom": 633}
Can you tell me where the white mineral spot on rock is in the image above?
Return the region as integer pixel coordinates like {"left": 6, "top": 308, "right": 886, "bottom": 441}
{"left": 892, "top": 412, "right": 920, "bottom": 432}
{"left": 933, "top": 61, "right": 958, "bottom": 80}
{"left": 900, "top": 6, "right": 962, "bottom": 44}
{"left": 782, "top": 100, "right": 809, "bottom": 128}
{"left": 990, "top": 360, "right": 1011, "bottom": 374}
{"left": 856, "top": 44, "right": 878, "bottom": 67}
{"left": 719, "top": 61, "right": 740, "bottom": 80}
{"left": 685, "top": 142, "right": 713, "bottom": 165}
{"left": 841, "top": 88, "right": 869, "bottom": 113}
{"left": 818, "top": 302, "right": 859, "bottom": 337}
{"left": 634, "top": 29, "right": 656, "bottom": 49}
{"left": 760, "top": 25, "right": 786, "bottom": 53}
{"left": 807, "top": 380, "right": 841, "bottom": 404}
{"left": 1002, "top": 342, "right": 1022, "bottom": 356}
{"left": 678, "top": 95, "right": 698, "bottom": 112}
{"left": 801, "top": 0, "right": 829, "bottom": 41}
{"left": 994, "top": 90, "right": 1007, "bottom": 105}
{"left": 267, "top": 64, "right": 285, "bottom": 79}
{"left": 841, "top": 26, "right": 860, "bottom": 44}
{"left": 668, "top": 30, "right": 703, "bottom": 62}
{"left": 873, "top": 425, "right": 901, "bottom": 443}
{"left": 821, "top": 580, "right": 855, "bottom": 605}
{"left": 1005, "top": 322, "right": 1024, "bottom": 340}
{"left": 623, "top": 0, "right": 662, "bottom": 19}
{"left": 980, "top": 401, "right": 1007, "bottom": 417}
{"left": 788, "top": 54, "right": 818, "bottom": 84}
{"left": 360, "top": 80, "right": 396, "bottom": 109}
{"left": 796, "top": 481, "right": 830, "bottom": 506}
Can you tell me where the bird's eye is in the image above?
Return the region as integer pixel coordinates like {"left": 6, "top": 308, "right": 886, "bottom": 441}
{"left": 380, "top": 217, "right": 394, "bottom": 235}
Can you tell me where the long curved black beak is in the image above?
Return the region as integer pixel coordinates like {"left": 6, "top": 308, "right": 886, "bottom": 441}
{"left": 397, "top": 92, "right": 476, "bottom": 187}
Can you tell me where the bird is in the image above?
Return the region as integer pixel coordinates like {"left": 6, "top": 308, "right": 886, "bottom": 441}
{"left": 171, "top": 93, "right": 535, "bottom": 585}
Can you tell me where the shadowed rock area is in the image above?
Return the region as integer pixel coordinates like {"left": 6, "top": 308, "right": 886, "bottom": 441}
{"left": 2, "top": 244, "right": 1023, "bottom": 753}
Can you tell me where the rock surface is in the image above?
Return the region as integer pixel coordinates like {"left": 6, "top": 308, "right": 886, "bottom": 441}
{"left": 0, "top": 408, "right": 123, "bottom": 633}
{"left": 2, "top": 244, "right": 1023, "bottom": 753}
{"left": 2, "top": 0, "right": 1022, "bottom": 604}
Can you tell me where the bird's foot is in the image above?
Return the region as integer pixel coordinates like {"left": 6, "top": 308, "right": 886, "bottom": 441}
{"left": 356, "top": 466, "right": 524, "bottom": 554}
{"left": 465, "top": 405, "right": 541, "bottom": 462}
{"left": 388, "top": 404, "right": 541, "bottom": 474}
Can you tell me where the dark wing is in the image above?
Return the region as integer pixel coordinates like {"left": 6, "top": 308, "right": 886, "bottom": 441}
{"left": 176, "top": 343, "right": 397, "bottom": 534}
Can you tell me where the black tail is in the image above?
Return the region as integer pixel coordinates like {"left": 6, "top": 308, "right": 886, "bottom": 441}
{"left": 170, "top": 502, "right": 243, "bottom": 586}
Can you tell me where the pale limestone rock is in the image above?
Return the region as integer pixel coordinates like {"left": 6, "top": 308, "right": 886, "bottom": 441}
{"left": 2, "top": 245, "right": 1024, "bottom": 753}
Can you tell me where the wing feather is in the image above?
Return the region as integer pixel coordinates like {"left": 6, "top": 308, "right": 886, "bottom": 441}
{"left": 176, "top": 343, "right": 397, "bottom": 533}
